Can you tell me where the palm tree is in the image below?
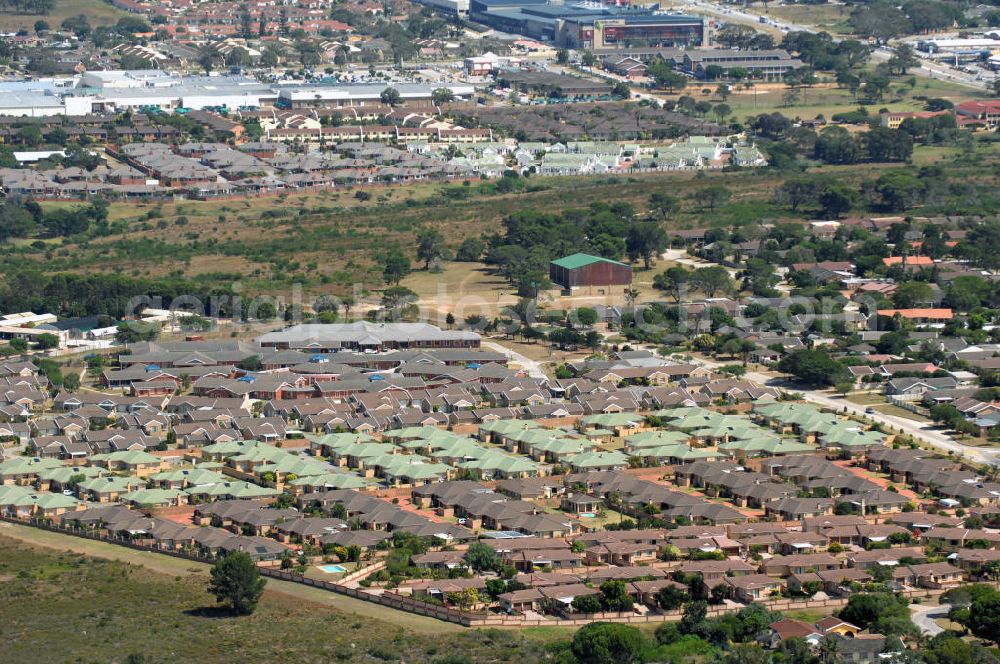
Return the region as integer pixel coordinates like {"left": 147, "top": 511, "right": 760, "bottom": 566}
{"left": 820, "top": 636, "right": 841, "bottom": 664}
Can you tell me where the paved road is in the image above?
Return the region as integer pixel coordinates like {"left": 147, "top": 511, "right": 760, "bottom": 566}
{"left": 482, "top": 340, "right": 548, "bottom": 379}
{"left": 911, "top": 604, "right": 948, "bottom": 636}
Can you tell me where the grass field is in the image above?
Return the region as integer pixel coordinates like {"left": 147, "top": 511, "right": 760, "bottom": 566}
{"left": 762, "top": 4, "right": 853, "bottom": 34}
{"left": 844, "top": 393, "right": 884, "bottom": 406}
{"left": 0, "top": 0, "right": 124, "bottom": 31}
{"left": 715, "top": 76, "right": 982, "bottom": 123}
{"left": 31, "top": 169, "right": 798, "bottom": 299}
{"left": 871, "top": 403, "right": 930, "bottom": 423}
{"left": 0, "top": 525, "right": 561, "bottom": 663}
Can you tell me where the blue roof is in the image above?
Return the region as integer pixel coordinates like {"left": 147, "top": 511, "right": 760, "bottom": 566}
{"left": 237, "top": 375, "right": 256, "bottom": 383}
{"left": 369, "top": 375, "right": 385, "bottom": 381}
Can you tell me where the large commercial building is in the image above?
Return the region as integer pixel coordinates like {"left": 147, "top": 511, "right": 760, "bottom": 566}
{"left": 0, "top": 71, "right": 476, "bottom": 117}
{"left": 257, "top": 322, "right": 481, "bottom": 353}
{"left": 470, "top": 0, "right": 708, "bottom": 49}
{"left": 550, "top": 253, "right": 633, "bottom": 292}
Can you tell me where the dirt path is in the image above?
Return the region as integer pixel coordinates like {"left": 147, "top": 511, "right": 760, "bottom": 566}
{"left": 482, "top": 340, "right": 548, "bottom": 379}
{"left": 0, "top": 522, "right": 463, "bottom": 634}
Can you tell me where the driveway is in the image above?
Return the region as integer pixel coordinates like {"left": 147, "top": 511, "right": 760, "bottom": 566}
{"left": 911, "top": 604, "right": 948, "bottom": 636}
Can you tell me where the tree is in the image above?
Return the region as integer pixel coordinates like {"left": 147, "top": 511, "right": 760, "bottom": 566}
{"left": 381, "top": 285, "right": 417, "bottom": 312}
{"left": 599, "top": 580, "right": 634, "bottom": 612}
{"left": 17, "top": 124, "right": 42, "bottom": 147}
{"left": 657, "top": 585, "right": 689, "bottom": 610}
{"left": 779, "top": 637, "right": 819, "bottom": 664}
{"left": 570, "top": 622, "right": 645, "bottom": 664}
{"left": 680, "top": 600, "right": 709, "bottom": 637}
{"left": 573, "top": 593, "right": 603, "bottom": 613}
{"left": 777, "top": 177, "right": 824, "bottom": 213}
{"left": 415, "top": 228, "right": 445, "bottom": 270}
{"left": 724, "top": 643, "right": 769, "bottom": 664}
{"left": 815, "top": 126, "right": 861, "bottom": 164}
{"left": 892, "top": 281, "right": 933, "bottom": 309}
{"left": 700, "top": 185, "right": 731, "bottom": 211}
{"left": 197, "top": 45, "right": 216, "bottom": 75}
{"left": 887, "top": 44, "right": 919, "bottom": 76}
{"left": 455, "top": 237, "right": 484, "bottom": 262}
{"left": 712, "top": 103, "right": 731, "bottom": 124}
{"left": 575, "top": 307, "right": 599, "bottom": 327}
{"left": 716, "top": 24, "right": 758, "bottom": 50}
{"left": 654, "top": 266, "right": 691, "bottom": 303}
{"left": 382, "top": 250, "right": 411, "bottom": 285}
{"left": 838, "top": 592, "right": 915, "bottom": 637}
{"left": 875, "top": 173, "right": 924, "bottom": 211}
{"left": 237, "top": 355, "right": 262, "bottom": 372}
{"left": 648, "top": 192, "right": 679, "bottom": 220}
{"left": 865, "top": 128, "right": 913, "bottom": 163}
{"left": 778, "top": 349, "right": 849, "bottom": 387}
{"left": 431, "top": 87, "right": 454, "bottom": 105}
{"left": 34, "top": 332, "right": 59, "bottom": 350}
{"left": 691, "top": 265, "right": 734, "bottom": 298}
{"left": 968, "top": 590, "right": 1000, "bottom": 643}
{"left": 208, "top": 552, "right": 266, "bottom": 615}
{"left": 819, "top": 184, "right": 858, "bottom": 219}
{"left": 464, "top": 540, "right": 498, "bottom": 572}
{"left": 626, "top": 222, "right": 668, "bottom": 269}
{"left": 62, "top": 372, "right": 80, "bottom": 391}
{"left": 60, "top": 14, "right": 90, "bottom": 38}
{"left": 649, "top": 64, "right": 687, "bottom": 94}
{"left": 380, "top": 87, "right": 401, "bottom": 106}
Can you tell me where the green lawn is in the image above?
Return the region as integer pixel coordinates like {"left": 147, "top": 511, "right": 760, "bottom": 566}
{"left": 0, "top": 0, "right": 125, "bottom": 31}
{"left": 0, "top": 531, "right": 559, "bottom": 663}
{"left": 845, "top": 393, "right": 886, "bottom": 406}
{"left": 762, "top": 4, "right": 853, "bottom": 34}
{"left": 872, "top": 404, "right": 931, "bottom": 423}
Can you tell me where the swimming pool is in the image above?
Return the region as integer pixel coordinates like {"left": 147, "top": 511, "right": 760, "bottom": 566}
{"left": 318, "top": 564, "right": 346, "bottom": 574}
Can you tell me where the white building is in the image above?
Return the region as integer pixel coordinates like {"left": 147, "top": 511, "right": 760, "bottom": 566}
{"left": 277, "top": 83, "right": 475, "bottom": 107}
